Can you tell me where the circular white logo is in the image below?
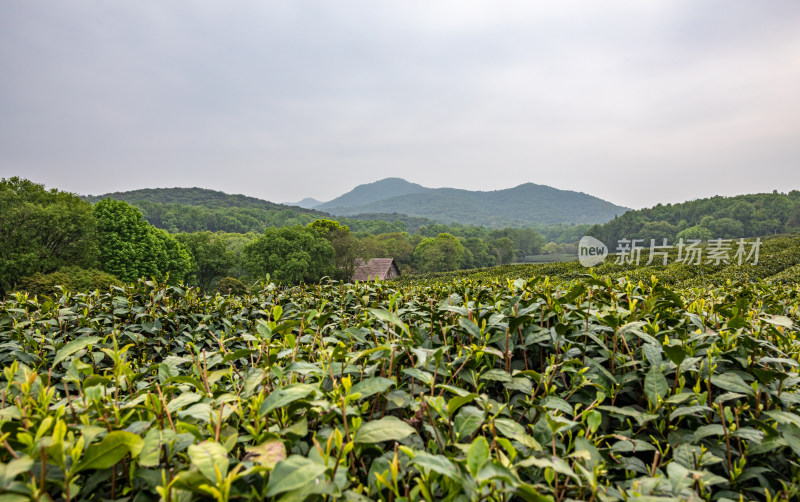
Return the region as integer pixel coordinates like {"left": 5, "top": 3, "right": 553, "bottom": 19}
{"left": 578, "top": 236, "right": 608, "bottom": 267}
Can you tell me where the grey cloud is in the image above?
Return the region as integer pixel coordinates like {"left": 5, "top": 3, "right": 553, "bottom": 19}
{"left": 1, "top": 1, "right": 799, "bottom": 208}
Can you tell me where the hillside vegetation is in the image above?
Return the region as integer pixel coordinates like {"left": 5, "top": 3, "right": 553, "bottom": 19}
{"left": 400, "top": 233, "right": 800, "bottom": 288}
{"left": 588, "top": 191, "right": 800, "bottom": 245}
{"left": 317, "top": 178, "right": 629, "bottom": 227}
{"left": 4, "top": 180, "right": 800, "bottom": 501}
{"left": 85, "top": 187, "right": 302, "bottom": 211}
{"left": 11, "top": 179, "right": 560, "bottom": 295}
{"left": 85, "top": 187, "right": 332, "bottom": 234}
{"left": 85, "top": 187, "right": 443, "bottom": 235}
{"left": 315, "top": 177, "right": 429, "bottom": 210}
{"left": 1, "top": 178, "right": 192, "bottom": 296}
{"left": 1, "top": 258, "right": 799, "bottom": 500}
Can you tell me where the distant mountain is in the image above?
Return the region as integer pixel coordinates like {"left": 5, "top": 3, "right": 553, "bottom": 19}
{"left": 285, "top": 197, "right": 323, "bottom": 209}
{"left": 318, "top": 178, "right": 628, "bottom": 227}
{"left": 84, "top": 181, "right": 630, "bottom": 232}
{"left": 315, "top": 178, "right": 428, "bottom": 211}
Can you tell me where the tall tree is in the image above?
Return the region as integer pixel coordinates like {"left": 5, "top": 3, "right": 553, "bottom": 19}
{"left": 175, "top": 232, "right": 235, "bottom": 291}
{"left": 413, "top": 233, "right": 466, "bottom": 273}
{"left": 462, "top": 237, "right": 495, "bottom": 268}
{"left": 488, "top": 237, "right": 515, "bottom": 266}
{"left": 243, "top": 226, "right": 335, "bottom": 283}
{"left": 94, "top": 199, "right": 192, "bottom": 283}
{"left": 0, "top": 178, "right": 97, "bottom": 295}
{"left": 308, "top": 219, "right": 364, "bottom": 281}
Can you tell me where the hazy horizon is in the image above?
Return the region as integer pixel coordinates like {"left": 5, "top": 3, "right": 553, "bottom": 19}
{"left": 3, "top": 1, "right": 800, "bottom": 210}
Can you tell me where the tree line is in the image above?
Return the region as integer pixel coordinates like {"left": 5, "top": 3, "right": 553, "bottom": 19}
{"left": 2, "top": 178, "right": 554, "bottom": 295}
{"left": 14, "top": 178, "right": 800, "bottom": 296}
{"left": 588, "top": 191, "right": 800, "bottom": 245}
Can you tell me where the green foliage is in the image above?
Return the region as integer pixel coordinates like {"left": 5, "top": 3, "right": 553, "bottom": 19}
{"left": 317, "top": 177, "right": 628, "bottom": 227}
{"left": 340, "top": 213, "right": 434, "bottom": 234}
{"left": 590, "top": 191, "right": 800, "bottom": 245}
{"left": 362, "top": 232, "right": 416, "bottom": 267}
{"left": 1, "top": 270, "right": 800, "bottom": 500}
{"left": 0, "top": 177, "right": 97, "bottom": 296}
{"left": 93, "top": 199, "right": 193, "bottom": 284}
{"left": 401, "top": 233, "right": 800, "bottom": 289}
{"left": 243, "top": 225, "right": 335, "bottom": 283}
{"left": 488, "top": 237, "right": 516, "bottom": 265}
{"left": 175, "top": 232, "right": 235, "bottom": 290}
{"left": 677, "top": 224, "right": 713, "bottom": 241}
{"left": 14, "top": 267, "right": 121, "bottom": 297}
{"left": 85, "top": 187, "right": 332, "bottom": 234}
{"left": 462, "top": 237, "right": 496, "bottom": 269}
{"left": 308, "top": 219, "right": 364, "bottom": 281}
{"left": 215, "top": 276, "right": 247, "bottom": 295}
{"left": 414, "top": 233, "right": 467, "bottom": 273}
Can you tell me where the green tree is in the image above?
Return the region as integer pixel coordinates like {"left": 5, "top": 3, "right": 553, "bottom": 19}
{"left": 94, "top": 199, "right": 192, "bottom": 283}
{"left": 243, "top": 226, "right": 335, "bottom": 283}
{"left": 308, "top": 219, "right": 364, "bottom": 281}
{"left": 215, "top": 276, "right": 248, "bottom": 295}
{"left": 488, "top": 237, "right": 515, "bottom": 265}
{"left": 361, "top": 235, "right": 388, "bottom": 261}
{"left": 154, "top": 230, "right": 194, "bottom": 283}
{"left": 376, "top": 232, "right": 414, "bottom": 266}
{"left": 15, "top": 267, "right": 121, "bottom": 298}
{"left": 462, "top": 237, "right": 494, "bottom": 268}
{"left": 706, "top": 218, "right": 744, "bottom": 239}
{"left": 0, "top": 178, "right": 97, "bottom": 295}
{"left": 636, "top": 220, "right": 679, "bottom": 242}
{"left": 542, "top": 242, "right": 559, "bottom": 255}
{"left": 730, "top": 201, "right": 756, "bottom": 227}
{"left": 413, "top": 233, "right": 466, "bottom": 273}
{"left": 496, "top": 228, "right": 545, "bottom": 256}
{"left": 175, "top": 232, "right": 235, "bottom": 291}
{"left": 676, "top": 225, "right": 712, "bottom": 241}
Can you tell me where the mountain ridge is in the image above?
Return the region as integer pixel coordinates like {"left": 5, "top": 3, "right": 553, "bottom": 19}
{"left": 85, "top": 186, "right": 318, "bottom": 212}
{"left": 315, "top": 178, "right": 429, "bottom": 210}
{"left": 319, "top": 178, "right": 629, "bottom": 226}
{"left": 286, "top": 197, "right": 324, "bottom": 209}
{"left": 83, "top": 178, "right": 630, "bottom": 229}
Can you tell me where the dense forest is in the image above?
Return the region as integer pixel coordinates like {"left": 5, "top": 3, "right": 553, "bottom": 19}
{"left": 1, "top": 178, "right": 192, "bottom": 296}
{"left": 588, "top": 191, "right": 800, "bottom": 245}
{"left": 85, "top": 187, "right": 332, "bottom": 234}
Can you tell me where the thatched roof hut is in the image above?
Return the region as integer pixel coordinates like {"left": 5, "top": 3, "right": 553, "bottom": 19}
{"left": 352, "top": 258, "right": 401, "bottom": 281}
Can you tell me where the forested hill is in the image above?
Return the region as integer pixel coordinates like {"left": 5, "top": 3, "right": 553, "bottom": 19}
{"left": 84, "top": 187, "right": 331, "bottom": 234}
{"left": 315, "top": 178, "right": 629, "bottom": 227}
{"left": 315, "top": 178, "right": 428, "bottom": 210}
{"left": 85, "top": 187, "right": 311, "bottom": 212}
{"left": 83, "top": 187, "right": 438, "bottom": 234}
{"left": 587, "top": 191, "right": 800, "bottom": 245}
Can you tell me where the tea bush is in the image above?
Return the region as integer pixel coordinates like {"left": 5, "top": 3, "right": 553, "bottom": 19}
{"left": 1, "top": 272, "right": 800, "bottom": 501}
{"left": 13, "top": 267, "right": 121, "bottom": 298}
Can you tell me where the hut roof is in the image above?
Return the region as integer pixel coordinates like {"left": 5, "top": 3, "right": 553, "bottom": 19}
{"left": 352, "top": 258, "right": 400, "bottom": 281}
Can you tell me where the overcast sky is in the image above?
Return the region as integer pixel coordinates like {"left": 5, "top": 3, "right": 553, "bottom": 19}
{"left": 2, "top": 1, "right": 799, "bottom": 209}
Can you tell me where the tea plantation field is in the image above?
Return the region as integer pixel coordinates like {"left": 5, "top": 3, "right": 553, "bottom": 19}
{"left": 399, "top": 234, "right": 800, "bottom": 288}
{"left": 1, "top": 238, "right": 800, "bottom": 500}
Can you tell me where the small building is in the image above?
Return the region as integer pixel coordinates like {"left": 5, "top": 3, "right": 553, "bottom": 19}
{"left": 352, "top": 258, "right": 401, "bottom": 281}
